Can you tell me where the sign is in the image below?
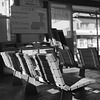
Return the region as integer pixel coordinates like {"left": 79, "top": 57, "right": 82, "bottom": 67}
{"left": 19, "top": 0, "right": 43, "bottom": 7}
{"left": 20, "top": 0, "right": 37, "bottom": 6}
{"left": 11, "top": 6, "right": 48, "bottom": 34}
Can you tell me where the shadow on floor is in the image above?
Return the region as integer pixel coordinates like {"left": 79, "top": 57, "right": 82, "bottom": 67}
{"left": 0, "top": 69, "right": 100, "bottom": 100}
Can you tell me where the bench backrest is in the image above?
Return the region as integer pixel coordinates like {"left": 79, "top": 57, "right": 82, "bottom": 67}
{"left": 58, "top": 49, "right": 78, "bottom": 67}
{"left": 1, "top": 52, "right": 13, "bottom": 69}
{"left": 35, "top": 54, "right": 55, "bottom": 84}
{"left": 46, "top": 54, "right": 70, "bottom": 90}
{"left": 78, "top": 48, "right": 100, "bottom": 69}
{"left": 36, "top": 53, "right": 70, "bottom": 90}
{"left": 7, "top": 53, "right": 22, "bottom": 72}
{"left": 23, "top": 54, "right": 38, "bottom": 77}
{"left": 16, "top": 53, "right": 31, "bottom": 76}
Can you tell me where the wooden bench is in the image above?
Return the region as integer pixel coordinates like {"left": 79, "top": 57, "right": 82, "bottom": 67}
{"left": 36, "top": 53, "right": 95, "bottom": 100}
{"left": 78, "top": 48, "right": 100, "bottom": 77}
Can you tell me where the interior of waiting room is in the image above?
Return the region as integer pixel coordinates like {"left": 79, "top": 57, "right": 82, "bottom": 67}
{"left": 0, "top": 0, "right": 100, "bottom": 100}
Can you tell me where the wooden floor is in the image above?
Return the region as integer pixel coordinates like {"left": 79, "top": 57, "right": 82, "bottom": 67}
{"left": 0, "top": 68, "right": 100, "bottom": 100}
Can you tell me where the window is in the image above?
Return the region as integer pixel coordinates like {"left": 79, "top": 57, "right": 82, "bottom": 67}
{"left": 0, "top": 0, "right": 14, "bottom": 41}
{"left": 51, "top": 4, "right": 72, "bottom": 37}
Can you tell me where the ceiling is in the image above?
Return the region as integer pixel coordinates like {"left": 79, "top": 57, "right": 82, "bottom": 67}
{"left": 50, "top": 0, "right": 100, "bottom": 14}
{"left": 50, "top": 0, "right": 100, "bottom": 7}
{"left": 73, "top": 5, "right": 99, "bottom": 13}
{"left": 91, "top": 0, "right": 100, "bottom": 1}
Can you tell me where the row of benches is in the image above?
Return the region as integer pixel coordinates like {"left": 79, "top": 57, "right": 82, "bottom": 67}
{"left": 0, "top": 48, "right": 96, "bottom": 100}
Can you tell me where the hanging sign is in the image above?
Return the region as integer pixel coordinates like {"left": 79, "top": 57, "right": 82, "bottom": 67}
{"left": 20, "top": 0, "right": 37, "bottom": 6}
{"left": 19, "top": 0, "right": 42, "bottom": 7}
{"left": 11, "top": 6, "right": 48, "bottom": 34}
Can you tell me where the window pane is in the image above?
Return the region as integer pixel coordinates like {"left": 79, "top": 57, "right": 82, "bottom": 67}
{"left": 51, "top": 4, "right": 71, "bottom": 37}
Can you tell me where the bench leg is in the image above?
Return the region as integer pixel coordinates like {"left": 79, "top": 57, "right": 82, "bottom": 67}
{"left": 12, "top": 71, "right": 23, "bottom": 86}
{"left": 24, "top": 76, "right": 38, "bottom": 96}
{"left": 79, "top": 68, "right": 85, "bottom": 78}
{"left": 60, "top": 90, "right": 72, "bottom": 100}
{"left": 73, "top": 87, "right": 86, "bottom": 99}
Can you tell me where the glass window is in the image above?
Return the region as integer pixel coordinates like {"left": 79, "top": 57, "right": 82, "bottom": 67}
{"left": 51, "top": 4, "right": 72, "bottom": 37}
{"left": 0, "top": 0, "right": 14, "bottom": 41}
{"left": 0, "top": 0, "right": 14, "bottom": 16}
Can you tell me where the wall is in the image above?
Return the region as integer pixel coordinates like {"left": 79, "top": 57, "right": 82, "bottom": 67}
{"left": 0, "top": 16, "right": 7, "bottom": 42}
{"left": 21, "top": 34, "right": 39, "bottom": 43}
